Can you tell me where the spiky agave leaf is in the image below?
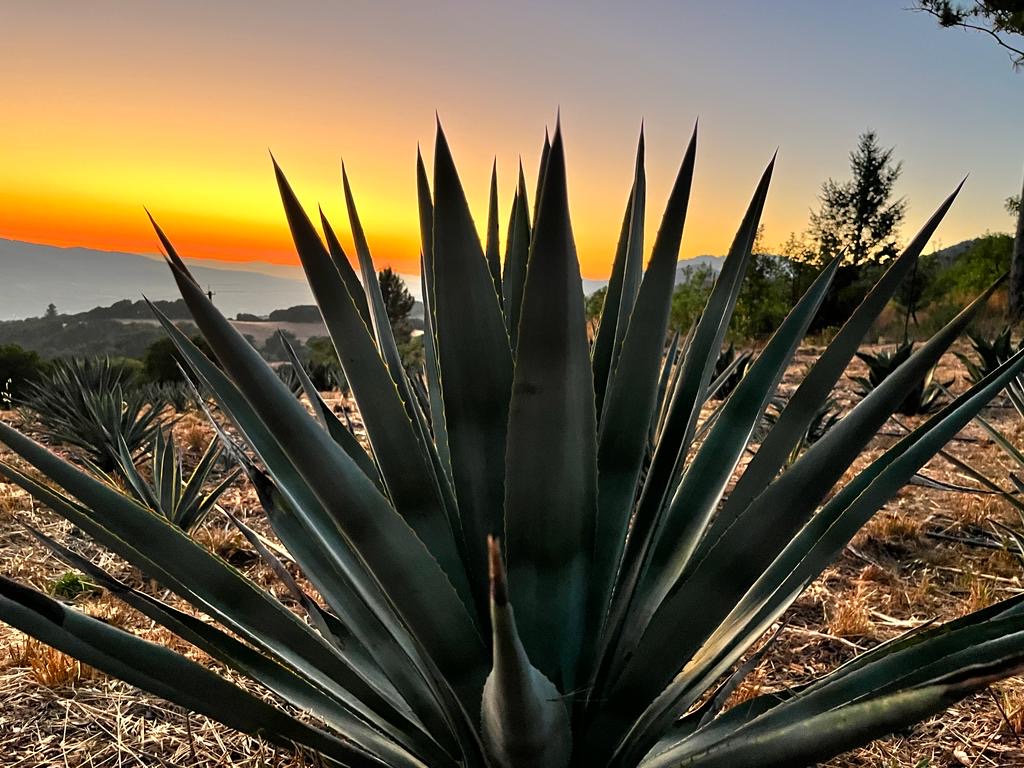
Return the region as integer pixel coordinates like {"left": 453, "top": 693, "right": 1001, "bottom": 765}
{"left": 4, "top": 120, "right": 1024, "bottom": 768}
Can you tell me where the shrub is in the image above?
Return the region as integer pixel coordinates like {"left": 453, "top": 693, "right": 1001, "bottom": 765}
{"left": 0, "top": 343, "right": 46, "bottom": 407}
{"left": 927, "top": 234, "right": 1013, "bottom": 301}
{"left": 142, "top": 334, "right": 215, "bottom": 384}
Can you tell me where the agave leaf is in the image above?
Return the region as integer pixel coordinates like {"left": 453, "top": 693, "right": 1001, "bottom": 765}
{"left": 591, "top": 158, "right": 774, "bottom": 709}
{"left": 703, "top": 349, "right": 752, "bottom": 403}
{"left": 340, "top": 164, "right": 460, "bottom": 522}
{"left": 533, "top": 129, "right": 551, "bottom": 226}
{"left": 791, "top": 591, "right": 1024, "bottom": 701}
{"left": 502, "top": 164, "right": 531, "bottom": 348}
{"left": 630, "top": 254, "right": 841, "bottom": 630}
{"left": 616, "top": 155, "right": 774, "bottom": 586}
{"left": 154, "top": 313, "right": 425, "bottom": 665}
{"left": 279, "top": 332, "right": 382, "bottom": 487}
{"left": 642, "top": 670, "right": 1023, "bottom": 768}
{"left": 591, "top": 127, "right": 696, "bottom": 630}
{"left": 24, "top": 525, "right": 427, "bottom": 766}
{"left": 592, "top": 183, "right": 637, "bottom": 416}
{"left": 653, "top": 276, "right": 1010, "bottom": 653}
{"left": 155, "top": 251, "right": 489, "bottom": 708}
{"left": 655, "top": 324, "right": 695, "bottom": 443}
{"left": 610, "top": 128, "right": 647, "bottom": 374}
{"left": 481, "top": 538, "right": 572, "bottom": 768}
{"left": 242, "top": 463, "right": 478, "bottom": 764}
{"left": 650, "top": 331, "right": 682, "bottom": 443}
{"left": 415, "top": 150, "right": 453, "bottom": 481}
{"left": 220, "top": 509, "right": 357, "bottom": 651}
{"left": 485, "top": 159, "right": 502, "bottom": 299}
{"left": 661, "top": 600, "right": 1024, "bottom": 763}
{"left": 320, "top": 208, "right": 372, "bottom": 329}
{"left": 0, "top": 435, "right": 427, "bottom": 749}
{"left": 153, "top": 309, "right": 485, "bottom": 762}
{"left": 0, "top": 576, "right": 388, "bottom": 768}
{"left": 271, "top": 164, "right": 473, "bottom": 610}
{"left": 613, "top": 345, "right": 1024, "bottom": 761}
{"left": 596, "top": 278, "right": 1007, "bottom": 755}
{"left": 431, "top": 120, "right": 514, "bottom": 613}
{"left": 504, "top": 124, "right": 597, "bottom": 691}
{"left": 342, "top": 164, "right": 416, "bottom": 404}
{"left": 719, "top": 183, "right": 964, "bottom": 524}
{"left": 704, "top": 615, "right": 1024, "bottom": 754}
{"left": 114, "top": 434, "right": 162, "bottom": 512}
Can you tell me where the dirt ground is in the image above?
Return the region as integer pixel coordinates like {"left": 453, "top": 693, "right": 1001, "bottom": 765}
{"left": 2, "top": 344, "right": 1024, "bottom": 767}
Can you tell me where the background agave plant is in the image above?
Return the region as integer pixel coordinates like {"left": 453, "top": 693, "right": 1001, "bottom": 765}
{"left": 852, "top": 341, "right": 950, "bottom": 416}
{"left": 708, "top": 343, "right": 752, "bottom": 401}
{"left": 95, "top": 427, "right": 240, "bottom": 532}
{"left": 20, "top": 356, "right": 165, "bottom": 470}
{"left": 2, "top": 121, "right": 1024, "bottom": 768}
{"left": 957, "top": 326, "right": 1024, "bottom": 415}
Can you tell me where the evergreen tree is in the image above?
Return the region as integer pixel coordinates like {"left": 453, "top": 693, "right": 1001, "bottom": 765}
{"left": 585, "top": 287, "right": 608, "bottom": 337}
{"left": 378, "top": 267, "right": 416, "bottom": 347}
{"left": 810, "top": 130, "right": 906, "bottom": 267}
{"left": 377, "top": 267, "right": 423, "bottom": 369}
{"left": 806, "top": 131, "right": 907, "bottom": 328}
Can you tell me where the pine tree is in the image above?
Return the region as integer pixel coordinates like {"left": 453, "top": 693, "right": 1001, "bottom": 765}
{"left": 378, "top": 267, "right": 416, "bottom": 347}
{"left": 810, "top": 130, "right": 906, "bottom": 267}
{"left": 805, "top": 131, "right": 907, "bottom": 328}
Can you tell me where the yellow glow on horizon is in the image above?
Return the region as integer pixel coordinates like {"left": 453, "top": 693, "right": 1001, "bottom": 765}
{"left": 0, "top": 133, "right": 806, "bottom": 281}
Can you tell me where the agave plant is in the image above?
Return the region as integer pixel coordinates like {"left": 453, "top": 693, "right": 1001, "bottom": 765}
{"left": 708, "top": 343, "right": 753, "bottom": 401}
{"left": 3, "top": 122, "right": 1024, "bottom": 768}
{"left": 96, "top": 427, "right": 240, "bottom": 532}
{"left": 145, "top": 381, "right": 196, "bottom": 413}
{"left": 956, "top": 326, "right": 1024, "bottom": 415}
{"left": 852, "top": 342, "right": 949, "bottom": 416}
{"left": 20, "top": 357, "right": 166, "bottom": 470}
{"left": 276, "top": 362, "right": 307, "bottom": 399}
{"left": 762, "top": 395, "right": 842, "bottom": 467}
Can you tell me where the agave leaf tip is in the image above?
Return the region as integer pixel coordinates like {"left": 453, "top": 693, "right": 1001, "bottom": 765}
{"left": 488, "top": 535, "right": 508, "bottom": 606}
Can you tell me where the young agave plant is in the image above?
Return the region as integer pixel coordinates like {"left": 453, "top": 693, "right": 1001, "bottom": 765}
{"left": 957, "top": 326, "right": 1024, "bottom": 415}
{"left": 98, "top": 427, "right": 241, "bottom": 532}
{"left": 3, "top": 121, "right": 1024, "bottom": 768}
{"left": 852, "top": 342, "right": 949, "bottom": 416}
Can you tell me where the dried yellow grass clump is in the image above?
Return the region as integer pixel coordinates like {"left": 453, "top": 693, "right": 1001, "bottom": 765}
{"left": 826, "top": 588, "right": 875, "bottom": 638}
{"left": 7, "top": 637, "right": 96, "bottom": 688}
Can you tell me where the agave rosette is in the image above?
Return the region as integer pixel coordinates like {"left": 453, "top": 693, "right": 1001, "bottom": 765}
{"left": 2, "top": 120, "right": 1024, "bottom": 768}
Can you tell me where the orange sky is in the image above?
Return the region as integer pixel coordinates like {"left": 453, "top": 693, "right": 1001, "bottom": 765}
{"left": 2, "top": 2, "right": 1022, "bottom": 280}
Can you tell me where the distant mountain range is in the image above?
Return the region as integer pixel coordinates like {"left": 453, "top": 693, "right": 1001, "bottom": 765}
{"left": 0, "top": 239, "right": 317, "bottom": 321}
{"left": 0, "top": 237, "right": 735, "bottom": 321}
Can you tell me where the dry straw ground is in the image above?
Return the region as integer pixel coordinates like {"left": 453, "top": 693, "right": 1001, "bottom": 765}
{"left": 2, "top": 346, "right": 1024, "bottom": 767}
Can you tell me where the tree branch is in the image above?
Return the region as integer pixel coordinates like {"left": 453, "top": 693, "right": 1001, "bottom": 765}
{"left": 914, "top": 5, "right": 1024, "bottom": 68}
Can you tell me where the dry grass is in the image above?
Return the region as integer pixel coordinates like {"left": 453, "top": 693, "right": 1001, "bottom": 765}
{"left": 4, "top": 348, "right": 1024, "bottom": 766}
{"left": 6, "top": 638, "right": 96, "bottom": 688}
{"left": 826, "top": 587, "right": 876, "bottom": 639}
{"left": 176, "top": 413, "right": 210, "bottom": 454}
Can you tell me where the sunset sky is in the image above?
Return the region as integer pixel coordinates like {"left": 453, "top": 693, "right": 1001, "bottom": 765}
{"left": 2, "top": 1, "right": 1022, "bottom": 279}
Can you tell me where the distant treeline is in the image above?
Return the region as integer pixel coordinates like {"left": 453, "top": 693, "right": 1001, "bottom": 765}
{"left": 0, "top": 315, "right": 197, "bottom": 360}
